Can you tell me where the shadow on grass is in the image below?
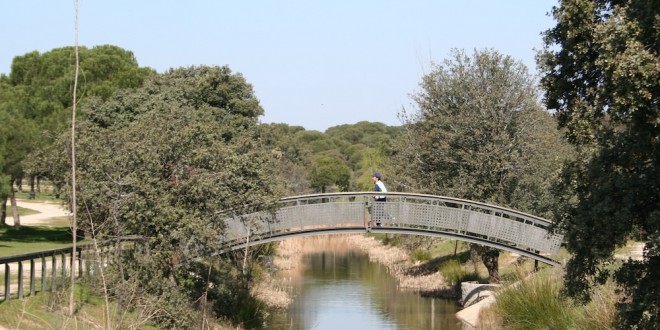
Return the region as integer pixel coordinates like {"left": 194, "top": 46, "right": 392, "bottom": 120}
{"left": 0, "top": 225, "right": 73, "bottom": 243}
{"left": 404, "top": 250, "right": 473, "bottom": 276}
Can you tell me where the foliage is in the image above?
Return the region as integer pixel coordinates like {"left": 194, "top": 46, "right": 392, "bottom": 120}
{"left": 257, "top": 121, "right": 402, "bottom": 195}
{"left": 400, "top": 48, "right": 569, "bottom": 210}
{"left": 0, "top": 79, "right": 38, "bottom": 179}
{"left": 258, "top": 123, "right": 311, "bottom": 195}
{"left": 8, "top": 45, "right": 154, "bottom": 130}
{"left": 309, "top": 151, "right": 351, "bottom": 192}
{"left": 48, "top": 65, "right": 281, "bottom": 327}
{"left": 539, "top": 0, "right": 659, "bottom": 326}
{"left": 1, "top": 45, "right": 154, "bottom": 225}
{"left": 398, "top": 48, "right": 572, "bottom": 283}
{"left": 0, "top": 86, "right": 38, "bottom": 224}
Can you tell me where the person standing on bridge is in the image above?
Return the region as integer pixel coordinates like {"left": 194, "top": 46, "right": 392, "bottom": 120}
{"left": 372, "top": 172, "right": 387, "bottom": 201}
{"left": 371, "top": 172, "right": 387, "bottom": 227}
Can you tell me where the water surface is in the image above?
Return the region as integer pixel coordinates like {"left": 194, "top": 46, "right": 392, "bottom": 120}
{"left": 268, "top": 248, "right": 461, "bottom": 329}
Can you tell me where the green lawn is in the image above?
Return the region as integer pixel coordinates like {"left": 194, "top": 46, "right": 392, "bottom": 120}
{"left": 16, "top": 206, "right": 39, "bottom": 217}
{"left": 14, "top": 189, "right": 61, "bottom": 202}
{"left": 0, "top": 223, "right": 78, "bottom": 257}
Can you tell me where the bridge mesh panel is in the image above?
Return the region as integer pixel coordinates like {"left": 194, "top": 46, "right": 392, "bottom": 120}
{"left": 273, "top": 202, "right": 365, "bottom": 232}
{"left": 378, "top": 202, "right": 562, "bottom": 255}
{"left": 223, "top": 217, "right": 248, "bottom": 242}
{"left": 466, "top": 211, "right": 493, "bottom": 238}
{"left": 221, "top": 193, "right": 563, "bottom": 258}
{"left": 430, "top": 206, "right": 464, "bottom": 231}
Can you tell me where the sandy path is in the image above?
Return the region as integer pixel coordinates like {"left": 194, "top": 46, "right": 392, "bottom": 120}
{"left": 4, "top": 200, "right": 70, "bottom": 226}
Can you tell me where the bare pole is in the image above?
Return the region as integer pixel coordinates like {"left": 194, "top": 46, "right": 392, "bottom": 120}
{"left": 69, "top": 0, "right": 80, "bottom": 317}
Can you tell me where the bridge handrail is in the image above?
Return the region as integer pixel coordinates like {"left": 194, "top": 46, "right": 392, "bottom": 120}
{"left": 279, "top": 192, "right": 556, "bottom": 228}
{"left": 0, "top": 236, "right": 143, "bottom": 264}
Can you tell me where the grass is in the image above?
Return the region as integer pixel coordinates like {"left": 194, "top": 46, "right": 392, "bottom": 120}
{"left": 15, "top": 207, "right": 39, "bottom": 217}
{"left": 494, "top": 268, "right": 577, "bottom": 330}
{"left": 14, "top": 190, "right": 61, "bottom": 203}
{"left": 0, "top": 224, "right": 78, "bottom": 257}
{"left": 411, "top": 249, "right": 432, "bottom": 262}
{"left": 489, "top": 265, "right": 618, "bottom": 330}
{"left": 438, "top": 259, "right": 480, "bottom": 287}
{"left": 0, "top": 284, "right": 161, "bottom": 329}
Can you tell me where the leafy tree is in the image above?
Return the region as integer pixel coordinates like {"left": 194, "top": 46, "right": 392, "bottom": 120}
{"left": 8, "top": 45, "right": 154, "bottom": 134}
{"left": 539, "top": 0, "right": 659, "bottom": 326}
{"left": 1, "top": 45, "right": 155, "bottom": 227}
{"left": 257, "top": 121, "right": 402, "bottom": 195}
{"left": 60, "top": 65, "right": 281, "bottom": 327}
{"left": 325, "top": 121, "right": 402, "bottom": 190}
{"left": 258, "top": 123, "right": 312, "bottom": 195}
{"left": 0, "top": 103, "right": 11, "bottom": 224}
{"left": 398, "top": 49, "right": 571, "bottom": 283}
{"left": 0, "top": 78, "right": 39, "bottom": 225}
{"left": 309, "top": 152, "right": 352, "bottom": 193}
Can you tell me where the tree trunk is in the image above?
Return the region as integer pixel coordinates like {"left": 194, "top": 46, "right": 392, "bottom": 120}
{"left": 10, "top": 186, "right": 20, "bottom": 227}
{"left": 1, "top": 197, "right": 7, "bottom": 226}
{"left": 481, "top": 249, "right": 500, "bottom": 283}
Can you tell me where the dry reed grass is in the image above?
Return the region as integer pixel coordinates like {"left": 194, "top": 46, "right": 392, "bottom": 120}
{"left": 346, "top": 235, "right": 449, "bottom": 292}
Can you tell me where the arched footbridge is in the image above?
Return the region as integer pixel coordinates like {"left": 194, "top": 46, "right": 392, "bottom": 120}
{"left": 221, "top": 192, "right": 564, "bottom": 266}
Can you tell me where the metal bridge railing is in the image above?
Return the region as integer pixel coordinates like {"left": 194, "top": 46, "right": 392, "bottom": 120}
{"left": 221, "top": 192, "right": 564, "bottom": 264}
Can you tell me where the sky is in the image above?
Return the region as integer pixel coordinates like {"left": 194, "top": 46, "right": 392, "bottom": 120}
{"left": 1, "top": 0, "right": 558, "bottom": 132}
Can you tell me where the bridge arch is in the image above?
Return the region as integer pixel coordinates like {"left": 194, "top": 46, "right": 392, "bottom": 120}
{"left": 221, "top": 192, "right": 564, "bottom": 266}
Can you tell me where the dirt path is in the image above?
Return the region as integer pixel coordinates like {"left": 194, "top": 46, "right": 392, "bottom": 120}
{"left": 615, "top": 242, "right": 645, "bottom": 261}
{"left": 4, "top": 200, "right": 70, "bottom": 226}
{"left": 2, "top": 200, "right": 71, "bottom": 305}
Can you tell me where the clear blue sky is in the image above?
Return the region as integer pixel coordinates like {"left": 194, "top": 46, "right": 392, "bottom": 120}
{"left": 1, "top": 0, "right": 558, "bottom": 132}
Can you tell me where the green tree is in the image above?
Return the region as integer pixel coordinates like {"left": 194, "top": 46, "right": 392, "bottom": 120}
{"left": 324, "top": 121, "right": 402, "bottom": 190}
{"left": 0, "top": 45, "right": 155, "bottom": 220}
{"left": 0, "top": 102, "right": 12, "bottom": 224}
{"left": 0, "top": 77, "right": 39, "bottom": 225}
{"left": 309, "top": 152, "right": 351, "bottom": 193}
{"left": 8, "top": 45, "right": 154, "bottom": 134}
{"left": 61, "top": 65, "right": 280, "bottom": 327}
{"left": 539, "top": 0, "right": 659, "bottom": 327}
{"left": 258, "top": 123, "right": 312, "bottom": 195}
{"left": 399, "top": 49, "right": 571, "bottom": 283}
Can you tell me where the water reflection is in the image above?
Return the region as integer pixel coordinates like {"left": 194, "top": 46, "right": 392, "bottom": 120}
{"left": 268, "top": 249, "right": 461, "bottom": 329}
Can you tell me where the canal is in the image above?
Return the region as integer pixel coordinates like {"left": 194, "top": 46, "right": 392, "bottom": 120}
{"left": 267, "top": 238, "right": 462, "bottom": 329}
